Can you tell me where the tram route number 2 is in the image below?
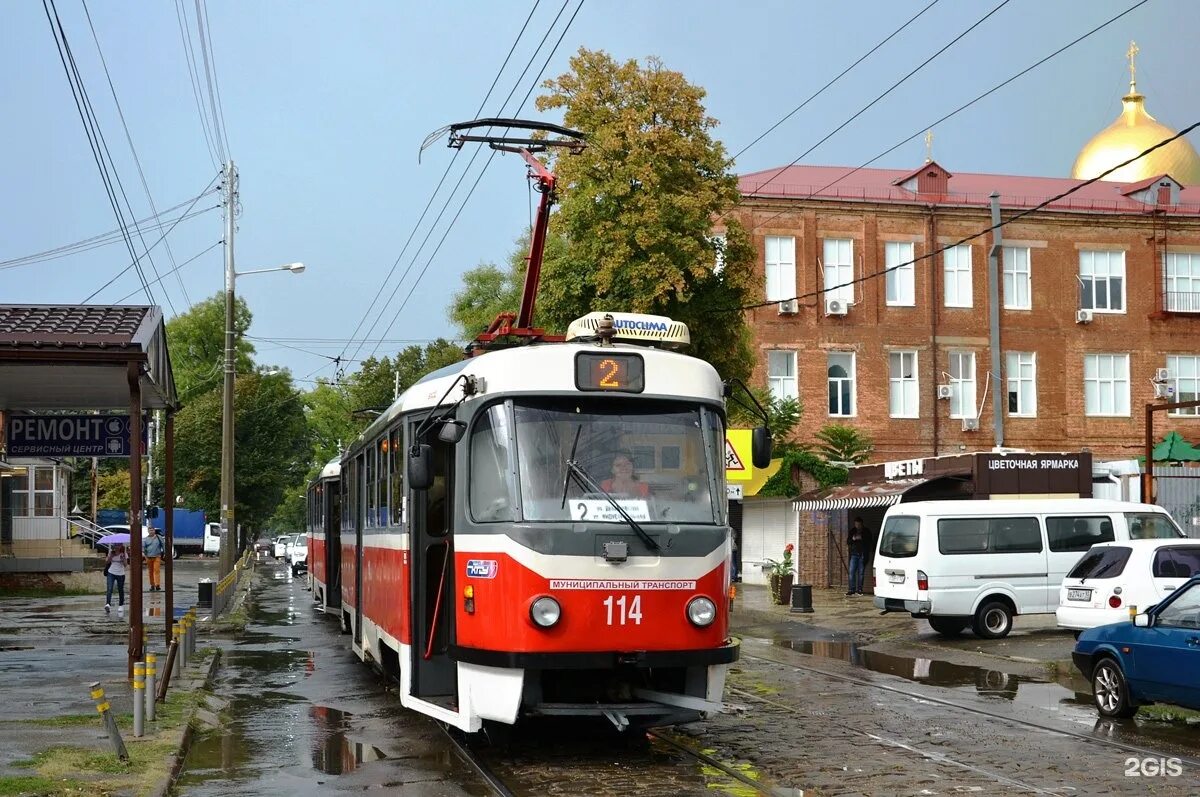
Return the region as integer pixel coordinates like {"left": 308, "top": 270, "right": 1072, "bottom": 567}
{"left": 603, "top": 594, "right": 642, "bottom": 625}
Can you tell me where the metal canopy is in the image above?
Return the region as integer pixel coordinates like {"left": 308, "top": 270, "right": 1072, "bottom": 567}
{"left": 792, "top": 478, "right": 934, "bottom": 511}
{"left": 0, "top": 305, "right": 177, "bottom": 410}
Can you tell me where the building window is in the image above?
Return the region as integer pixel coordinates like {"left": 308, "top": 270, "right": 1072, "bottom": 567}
{"left": 1003, "top": 246, "right": 1031, "bottom": 309}
{"left": 1168, "top": 355, "right": 1200, "bottom": 416}
{"left": 1165, "top": 252, "right": 1200, "bottom": 313}
{"left": 888, "top": 351, "right": 919, "bottom": 418}
{"left": 949, "top": 351, "right": 976, "bottom": 419}
{"left": 1006, "top": 352, "right": 1036, "bottom": 417}
{"left": 767, "top": 350, "right": 798, "bottom": 402}
{"left": 9, "top": 467, "right": 54, "bottom": 518}
{"left": 885, "top": 242, "right": 915, "bottom": 306}
{"left": 1079, "top": 250, "right": 1125, "bottom": 313}
{"left": 823, "top": 239, "right": 854, "bottom": 305}
{"left": 943, "top": 245, "right": 972, "bottom": 307}
{"left": 827, "top": 352, "right": 855, "bottom": 417}
{"left": 765, "top": 236, "right": 795, "bottom": 302}
{"left": 1084, "top": 353, "right": 1130, "bottom": 416}
{"left": 710, "top": 233, "right": 727, "bottom": 275}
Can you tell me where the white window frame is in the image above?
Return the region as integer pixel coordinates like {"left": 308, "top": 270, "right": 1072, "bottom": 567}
{"left": 765, "top": 236, "right": 796, "bottom": 302}
{"left": 943, "top": 245, "right": 973, "bottom": 308}
{"left": 885, "top": 241, "right": 916, "bottom": 307}
{"left": 948, "top": 351, "right": 976, "bottom": 419}
{"left": 1168, "top": 355, "right": 1200, "bottom": 416}
{"left": 1003, "top": 246, "right": 1031, "bottom": 310}
{"left": 1083, "top": 353, "right": 1130, "bottom": 417}
{"left": 1079, "top": 250, "right": 1126, "bottom": 313}
{"left": 827, "top": 352, "right": 856, "bottom": 417}
{"left": 1165, "top": 252, "right": 1200, "bottom": 313}
{"left": 823, "top": 238, "right": 854, "bottom": 305}
{"left": 1005, "top": 351, "right": 1037, "bottom": 417}
{"left": 710, "top": 233, "right": 727, "bottom": 275}
{"left": 888, "top": 350, "right": 919, "bottom": 418}
{"left": 767, "top": 350, "right": 798, "bottom": 403}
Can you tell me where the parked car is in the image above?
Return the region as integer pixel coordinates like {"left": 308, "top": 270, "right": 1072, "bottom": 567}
{"left": 289, "top": 535, "right": 308, "bottom": 576}
{"left": 273, "top": 535, "right": 291, "bottom": 559}
{"left": 873, "top": 499, "right": 1185, "bottom": 639}
{"left": 1072, "top": 575, "right": 1200, "bottom": 718}
{"left": 1056, "top": 539, "right": 1200, "bottom": 632}
{"left": 254, "top": 537, "right": 274, "bottom": 555}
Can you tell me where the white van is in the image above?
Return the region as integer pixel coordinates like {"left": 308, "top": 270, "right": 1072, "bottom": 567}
{"left": 873, "top": 499, "right": 1185, "bottom": 639}
{"left": 203, "top": 523, "right": 222, "bottom": 556}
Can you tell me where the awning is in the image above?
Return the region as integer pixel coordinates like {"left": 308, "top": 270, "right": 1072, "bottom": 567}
{"left": 792, "top": 478, "right": 931, "bottom": 511}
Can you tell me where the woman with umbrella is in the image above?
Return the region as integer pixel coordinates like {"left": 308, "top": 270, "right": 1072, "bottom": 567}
{"left": 103, "top": 543, "right": 128, "bottom": 616}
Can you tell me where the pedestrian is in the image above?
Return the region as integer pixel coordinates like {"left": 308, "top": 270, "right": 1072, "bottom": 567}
{"left": 847, "top": 516, "right": 869, "bottom": 596}
{"left": 104, "top": 543, "right": 128, "bottom": 616}
{"left": 143, "top": 527, "right": 165, "bottom": 592}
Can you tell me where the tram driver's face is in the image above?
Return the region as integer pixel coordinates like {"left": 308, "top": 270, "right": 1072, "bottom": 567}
{"left": 612, "top": 455, "right": 633, "bottom": 478}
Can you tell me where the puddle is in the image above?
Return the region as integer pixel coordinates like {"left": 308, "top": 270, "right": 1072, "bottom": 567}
{"left": 0, "top": 646, "right": 35, "bottom": 652}
{"left": 310, "top": 706, "right": 390, "bottom": 775}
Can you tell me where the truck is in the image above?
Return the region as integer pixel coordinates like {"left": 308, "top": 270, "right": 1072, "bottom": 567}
{"left": 97, "top": 507, "right": 219, "bottom": 557}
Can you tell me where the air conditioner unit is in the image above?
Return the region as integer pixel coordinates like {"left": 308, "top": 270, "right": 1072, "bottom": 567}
{"left": 1076, "top": 309, "right": 1094, "bottom": 324}
{"left": 936, "top": 385, "right": 954, "bottom": 400}
{"left": 777, "top": 298, "right": 799, "bottom": 315}
{"left": 1154, "top": 383, "right": 1175, "bottom": 399}
{"left": 824, "top": 298, "right": 848, "bottom": 317}
{"left": 962, "top": 417, "right": 980, "bottom": 432}
{"left": 1155, "top": 367, "right": 1170, "bottom": 383}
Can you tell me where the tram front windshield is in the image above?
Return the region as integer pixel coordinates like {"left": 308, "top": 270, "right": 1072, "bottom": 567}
{"left": 469, "top": 399, "right": 726, "bottom": 526}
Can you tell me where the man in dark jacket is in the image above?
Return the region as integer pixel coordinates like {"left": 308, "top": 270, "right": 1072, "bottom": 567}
{"left": 846, "top": 517, "right": 869, "bottom": 596}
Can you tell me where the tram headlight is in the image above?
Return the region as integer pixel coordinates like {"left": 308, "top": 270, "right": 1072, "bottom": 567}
{"left": 529, "top": 596, "right": 561, "bottom": 628}
{"left": 686, "top": 596, "right": 717, "bottom": 627}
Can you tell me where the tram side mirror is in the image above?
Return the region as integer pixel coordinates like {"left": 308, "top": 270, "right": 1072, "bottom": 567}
{"left": 408, "top": 444, "right": 434, "bottom": 491}
{"left": 438, "top": 420, "right": 466, "bottom": 444}
{"left": 751, "top": 425, "right": 772, "bottom": 469}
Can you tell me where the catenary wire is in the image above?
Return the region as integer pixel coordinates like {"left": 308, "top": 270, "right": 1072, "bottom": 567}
{"left": 730, "top": 0, "right": 941, "bottom": 163}
{"left": 192, "top": 0, "right": 227, "bottom": 162}
{"left": 174, "top": 0, "right": 220, "bottom": 169}
{"left": 372, "top": 0, "right": 586, "bottom": 355}
{"left": 197, "top": 0, "right": 232, "bottom": 158}
{"left": 114, "top": 240, "right": 221, "bottom": 303}
{"left": 736, "top": 122, "right": 1200, "bottom": 312}
{"left": 743, "top": 0, "right": 1152, "bottom": 235}
{"left": 82, "top": 0, "right": 194, "bottom": 309}
{"left": 337, "top": 0, "right": 546, "bottom": 365}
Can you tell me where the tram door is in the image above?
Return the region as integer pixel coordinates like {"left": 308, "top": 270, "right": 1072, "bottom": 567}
{"left": 409, "top": 424, "right": 457, "bottom": 702}
{"left": 353, "top": 453, "right": 364, "bottom": 646}
{"left": 325, "top": 480, "right": 341, "bottom": 609}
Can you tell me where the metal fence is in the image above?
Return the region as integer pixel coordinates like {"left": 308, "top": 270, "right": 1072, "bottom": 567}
{"left": 1153, "top": 465, "right": 1200, "bottom": 538}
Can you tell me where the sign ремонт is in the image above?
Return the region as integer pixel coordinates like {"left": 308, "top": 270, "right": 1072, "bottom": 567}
{"left": 6, "top": 415, "right": 147, "bottom": 457}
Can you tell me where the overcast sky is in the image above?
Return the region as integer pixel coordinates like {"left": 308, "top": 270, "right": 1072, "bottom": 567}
{"left": 3, "top": 0, "right": 1194, "bottom": 382}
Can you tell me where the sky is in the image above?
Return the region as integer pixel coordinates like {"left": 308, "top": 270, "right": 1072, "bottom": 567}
{"left": 3, "top": 0, "right": 1196, "bottom": 385}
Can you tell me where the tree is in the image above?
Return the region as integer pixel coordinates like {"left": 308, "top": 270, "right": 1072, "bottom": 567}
{"left": 728, "top": 387, "right": 801, "bottom": 452}
{"left": 448, "top": 230, "right": 568, "bottom": 338}
{"left": 166, "top": 293, "right": 255, "bottom": 400}
{"left": 96, "top": 468, "right": 131, "bottom": 510}
{"left": 528, "top": 49, "right": 758, "bottom": 379}
{"left": 814, "top": 424, "right": 874, "bottom": 465}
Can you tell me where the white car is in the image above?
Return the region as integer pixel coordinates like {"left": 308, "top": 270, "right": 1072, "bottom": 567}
{"left": 273, "top": 535, "right": 291, "bottom": 559}
{"left": 1056, "top": 539, "right": 1200, "bottom": 631}
{"left": 289, "top": 534, "right": 308, "bottom": 576}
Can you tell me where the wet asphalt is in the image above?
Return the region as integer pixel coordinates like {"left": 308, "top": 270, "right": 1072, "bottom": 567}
{"left": 175, "top": 559, "right": 488, "bottom": 796}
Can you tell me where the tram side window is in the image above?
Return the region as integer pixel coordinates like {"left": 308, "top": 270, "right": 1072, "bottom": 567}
{"left": 377, "top": 437, "right": 390, "bottom": 526}
{"left": 390, "top": 429, "right": 404, "bottom": 525}
{"left": 470, "top": 404, "right": 516, "bottom": 523}
{"left": 366, "top": 444, "right": 378, "bottom": 527}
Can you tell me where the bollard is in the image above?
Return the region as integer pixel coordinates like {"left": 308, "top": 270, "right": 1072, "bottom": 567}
{"left": 89, "top": 681, "right": 128, "bottom": 761}
{"left": 179, "top": 620, "right": 189, "bottom": 670}
{"left": 145, "top": 652, "right": 157, "bottom": 722}
{"left": 132, "top": 662, "right": 145, "bottom": 738}
{"left": 158, "top": 638, "right": 178, "bottom": 703}
{"left": 790, "top": 583, "right": 815, "bottom": 613}
{"left": 187, "top": 610, "right": 196, "bottom": 659}
{"left": 172, "top": 626, "right": 184, "bottom": 678}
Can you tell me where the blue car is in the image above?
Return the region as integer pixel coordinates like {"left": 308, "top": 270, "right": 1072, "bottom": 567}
{"left": 1072, "top": 575, "right": 1200, "bottom": 718}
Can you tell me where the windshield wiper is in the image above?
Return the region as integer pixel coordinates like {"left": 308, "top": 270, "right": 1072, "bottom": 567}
{"left": 559, "top": 429, "right": 659, "bottom": 551}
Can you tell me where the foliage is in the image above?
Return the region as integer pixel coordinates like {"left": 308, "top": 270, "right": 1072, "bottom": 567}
{"left": 813, "top": 424, "right": 874, "bottom": 465}
{"left": 96, "top": 468, "right": 131, "bottom": 509}
{"left": 728, "top": 386, "right": 801, "bottom": 450}
{"left": 758, "top": 450, "right": 849, "bottom": 498}
{"left": 447, "top": 230, "right": 569, "bottom": 337}
{"left": 522, "top": 49, "right": 757, "bottom": 379}
{"left": 165, "top": 293, "right": 255, "bottom": 400}
{"left": 268, "top": 483, "right": 307, "bottom": 532}
{"left": 764, "top": 542, "right": 795, "bottom": 576}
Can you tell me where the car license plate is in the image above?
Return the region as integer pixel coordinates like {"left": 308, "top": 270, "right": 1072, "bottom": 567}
{"left": 888, "top": 573, "right": 905, "bottom": 584}
{"left": 1067, "top": 588, "right": 1092, "bottom": 601}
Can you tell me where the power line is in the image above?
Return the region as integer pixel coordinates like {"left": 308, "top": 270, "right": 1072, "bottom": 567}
{"left": 192, "top": 0, "right": 229, "bottom": 162}
{"left": 730, "top": 0, "right": 941, "bottom": 163}
{"left": 723, "top": 0, "right": 1013, "bottom": 216}
{"left": 114, "top": 240, "right": 221, "bottom": 303}
{"left": 372, "top": 0, "right": 586, "bottom": 356}
{"left": 197, "top": 0, "right": 232, "bottom": 157}
{"left": 174, "top": 0, "right": 220, "bottom": 168}
{"left": 337, "top": 0, "right": 546, "bottom": 364}
{"left": 737, "top": 121, "right": 1200, "bottom": 312}
{"left": 743, "top": 0, "right": 1152, "bottom": 236}
{"left": 82, "top": 0, "right": 194, "bottom": 309}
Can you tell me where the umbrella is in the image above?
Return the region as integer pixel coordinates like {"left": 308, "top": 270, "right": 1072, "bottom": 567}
{"left": 97, "top": 533, "right": 131, "bottom": 546}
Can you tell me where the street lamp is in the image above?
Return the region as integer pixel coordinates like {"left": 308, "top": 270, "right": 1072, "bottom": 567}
{"left": 218, "top": 255, "right": 306, "bottom": 587}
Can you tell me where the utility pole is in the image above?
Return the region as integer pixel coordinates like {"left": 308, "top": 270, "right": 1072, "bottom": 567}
{"left": 145, "top": 414, "right": 156, "bottom": 509}
{"left": 219, "top": 161, "right": 238, "bottom": 583}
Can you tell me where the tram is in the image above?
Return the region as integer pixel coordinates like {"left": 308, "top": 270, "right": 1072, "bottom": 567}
{"left": 306, "top": 457, "right": 341, "bottom": 609}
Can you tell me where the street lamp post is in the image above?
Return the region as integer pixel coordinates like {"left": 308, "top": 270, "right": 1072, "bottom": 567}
{"left": 218, "top": 159, "right": 306, "bottom": 589}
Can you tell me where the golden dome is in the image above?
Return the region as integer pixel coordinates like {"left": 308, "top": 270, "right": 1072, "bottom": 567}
{"left": 1071, "top": 43, "right": 1200, "bottom": 185}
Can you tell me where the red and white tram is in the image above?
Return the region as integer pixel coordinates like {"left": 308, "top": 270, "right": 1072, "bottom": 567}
{"left": 306, "top": 312, "right": 769, "bottom": 732}
{"left": 307, "top": 457, "right": 341, "bottom": 609}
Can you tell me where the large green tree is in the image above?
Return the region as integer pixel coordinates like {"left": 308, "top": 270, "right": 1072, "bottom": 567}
{"left": 449, "top": 230, "right": 568, "bottom": 338}
{"left": 166, "top": 293, "right": 255, "bottom": 400}
{"left": 527, "top": 49, "right": 758, "bottom": 379}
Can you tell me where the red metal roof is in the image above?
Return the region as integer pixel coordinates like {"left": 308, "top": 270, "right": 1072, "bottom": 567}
{"left": 738, "top": 164, "right": 1200, "bottom": 215}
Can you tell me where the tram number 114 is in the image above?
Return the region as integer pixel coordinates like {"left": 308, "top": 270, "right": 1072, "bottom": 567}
{"left": 603, "top": 595, "right": 642, "bottom": 625}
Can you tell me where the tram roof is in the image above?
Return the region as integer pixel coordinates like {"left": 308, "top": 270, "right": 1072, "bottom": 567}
{"left": 351, "top": 341, "right": 723, "bottom": 449}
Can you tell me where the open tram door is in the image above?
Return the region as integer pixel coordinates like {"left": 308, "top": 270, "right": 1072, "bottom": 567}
{"left": 325, "top": 477, "right": 341, "bottom": 610}
{"left": 406, "top": 420, "right": 458, "bottom": 711}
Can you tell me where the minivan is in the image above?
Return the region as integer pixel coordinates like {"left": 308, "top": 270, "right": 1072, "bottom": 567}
{"left": 873, "top": 499, "right": 1185, "bottom": 639}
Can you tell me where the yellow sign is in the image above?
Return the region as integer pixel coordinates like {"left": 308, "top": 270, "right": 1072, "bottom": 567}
{"left": 725, "top": 430, "right": 754, "bottom": 482}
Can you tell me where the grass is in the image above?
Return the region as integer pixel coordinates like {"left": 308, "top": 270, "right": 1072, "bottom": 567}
{"left": 1139, "top": 703, "right": 1200, "bottom": 724}
{"left": 0, "top": 774, "right": 86, "bottom": 796}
